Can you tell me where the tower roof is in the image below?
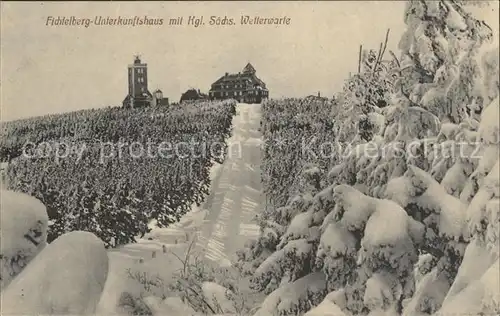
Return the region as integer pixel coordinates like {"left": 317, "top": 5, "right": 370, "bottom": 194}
{"left": 242, "top": 63, "right": 256, "bottom": 74}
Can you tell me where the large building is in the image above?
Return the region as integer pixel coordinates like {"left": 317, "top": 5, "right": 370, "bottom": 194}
{"left": 208, "top": 63, "right": 269, "bottom": 103}
{"left": 122, "top": 56, "right": 168, "bottom": 108}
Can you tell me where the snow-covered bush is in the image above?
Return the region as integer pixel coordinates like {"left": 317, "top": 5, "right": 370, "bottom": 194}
{"left": 128, "top": 237, "right": 261, "bottom": 315}
{"left": 253, "top": 272, "right": 328, "bottom": 316}
{"left": 439, "top": 96, "right": 499, "bottom": 314}
{"left": 1, "top": 231, "right": 109, "bottom": 315}
{"left": 0, "top": 190, "right": 48, "bottom": 289}
{"left": 118, "top": 292, "right": 153, "bottom": 316}
{"left": 313, "top": 184, "right": 423, "bottom": 316}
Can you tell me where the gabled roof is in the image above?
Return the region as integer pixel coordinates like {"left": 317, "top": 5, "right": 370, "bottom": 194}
{"left": 142, "top": 91, "right": 153, "bottom": 98}
{"left": 243, "top": 63, "right": 256, "bottom": 74}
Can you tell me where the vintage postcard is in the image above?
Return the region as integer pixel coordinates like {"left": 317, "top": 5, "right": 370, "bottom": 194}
{"left": 1, "top": 1, "right": 499, "bottom": 315}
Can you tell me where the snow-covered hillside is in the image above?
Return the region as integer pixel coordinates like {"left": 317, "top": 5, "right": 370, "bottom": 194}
{"left": 96, "top": 103, "right": 265, "bottom": 315}
{"left": 1, "top": 103, "right": 264, "bottom": 315}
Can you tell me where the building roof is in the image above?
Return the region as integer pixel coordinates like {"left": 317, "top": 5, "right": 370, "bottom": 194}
{"left": 253, "top": 76, "right": 266, "bottom": 88}
{"left": 123, "top": 90, "right": 153, "bottom": 102}
{"left": 123, "top": 94, "right": 131, "bottom": 104}
{"left": 242, "top": 63, "right": 256, "bottom": 74}
{"left": 180, "top": 88, "right": 208, "bottom": 101}
{"left": 305, "top": 95, "right": 328, "bottom": 101}
{"left": 211, "top": 65, "right": 267, "bottom": 91}
{"left": 212, "top": 63, "right": 263, "bottom": 84}
{"left": 142, "top": 91, "right": 153, "bottom": 98}
{"left": 213, "top": 73, "right": 246, "bottom": 83}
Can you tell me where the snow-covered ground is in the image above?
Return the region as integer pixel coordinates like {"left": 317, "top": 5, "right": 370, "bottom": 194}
{"left": 96, "top": 103, "right": 264, "bottom": 314}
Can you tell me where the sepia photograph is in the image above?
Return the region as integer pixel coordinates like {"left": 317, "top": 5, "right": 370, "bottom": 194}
{"left": 0, "top": 1, "right": 499, "bottom": 315}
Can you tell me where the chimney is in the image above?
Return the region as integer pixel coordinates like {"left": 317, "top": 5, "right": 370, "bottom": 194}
{"left": 318, "top": 91, "right": 321, "bottom": 97}
{"left": 225, "top": 72, "right": 229, "bottom": 76}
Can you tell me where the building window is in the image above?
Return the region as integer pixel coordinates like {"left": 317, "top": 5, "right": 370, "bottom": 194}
{"left": 239, "top": 91, "right": 242, "bottom": 96}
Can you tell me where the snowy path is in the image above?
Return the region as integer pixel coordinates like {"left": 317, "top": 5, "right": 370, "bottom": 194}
{"left": 112, "top": 103, "right": 263, "bottom": 263}
{"left": 196, "top": 103, "right": 263, "bottom": 266}
{"left": 97, "top": 103, "right": 264, "bottom": 314}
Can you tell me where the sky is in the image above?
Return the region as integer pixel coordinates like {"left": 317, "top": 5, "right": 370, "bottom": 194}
{"left": 1, "top": 1, "right": 498, "bottom": 121}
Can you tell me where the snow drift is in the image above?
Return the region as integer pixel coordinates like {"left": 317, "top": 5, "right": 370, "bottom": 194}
{"left": 0, "top": 190, "right": 49, "bottom": 289}
{"left": 1, "top": 231, "right": 109, "bottom": 315}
